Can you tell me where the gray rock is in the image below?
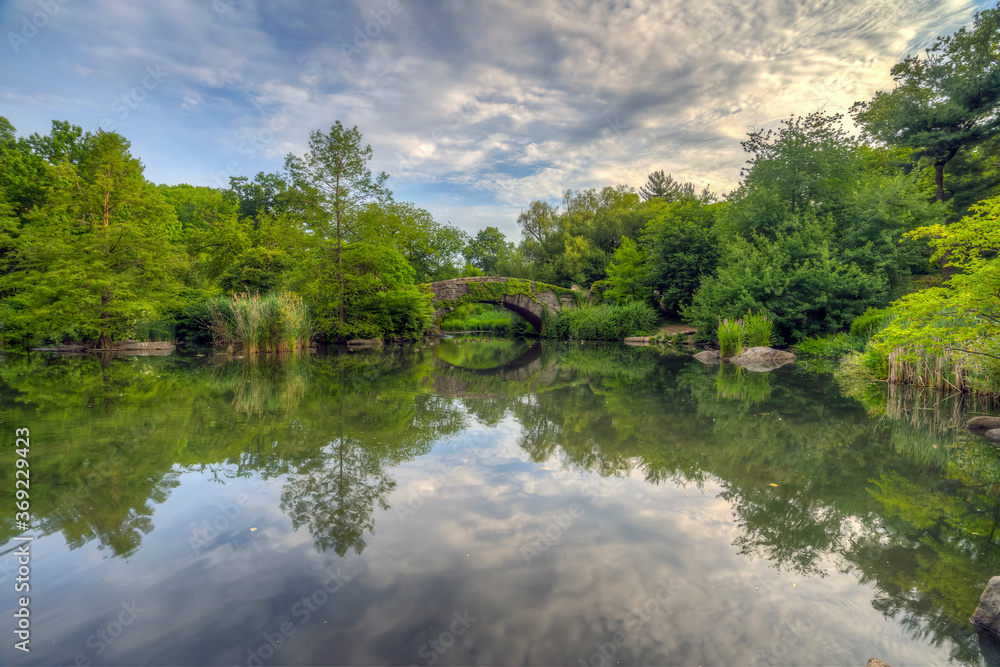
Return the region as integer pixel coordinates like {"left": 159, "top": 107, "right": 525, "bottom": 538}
{"left": 693, "top": 350, "right": 721, "bottom": 364}
{"left": 986, "top": 429, "right": 1000, "bottom": 445}
{"left": 730, "top": 347, "right": 796, "bottom": 372}
{"left": 972, "top": 577, "right": 1000, "bottom": 638}
{"left": 969, "top": 416, "right": 1000, "bottom": 435}
{"left": 346, "top": 338, "right": 383, "bottom": 347}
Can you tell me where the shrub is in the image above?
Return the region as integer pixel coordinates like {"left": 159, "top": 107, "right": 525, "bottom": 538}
{"left": 794, "top": 332, "right": 865, "bottom": 358}
{"left": 849, "top": 306, "right": 893, "bottom": 341}
{"left": 543, "top": 302, "right": 658, "bottom": 340}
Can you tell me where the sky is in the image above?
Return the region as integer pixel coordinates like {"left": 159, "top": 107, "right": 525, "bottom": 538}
{"left": 0, "top": 0, "right": 992, "bottom": 240}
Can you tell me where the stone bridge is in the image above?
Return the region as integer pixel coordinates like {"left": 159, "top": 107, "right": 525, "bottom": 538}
{"left": 423, "top": 277, "right": 584, "bottom": 331}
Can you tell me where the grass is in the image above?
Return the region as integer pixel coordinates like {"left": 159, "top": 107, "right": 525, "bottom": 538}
{"left": 743, "top": 310, "right": 775, "bottom": 348}
{"left": 717, "top": 317, "right": 743, "bottom": 357}
{"left": 207, "top": 291, "right": 310, "bottom": 354}
{"left": 794, "top": 332, "right": 865, "bottom": 358}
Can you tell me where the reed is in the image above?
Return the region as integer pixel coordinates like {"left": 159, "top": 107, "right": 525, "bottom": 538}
{"left": 207, "top": 291, "right": 310, "bottom": 354}
{"left": 717, "top": 317, "right": 744, "bottom": 358}
{"left": 743, "top": 309, "right": 776, "bottom": 348}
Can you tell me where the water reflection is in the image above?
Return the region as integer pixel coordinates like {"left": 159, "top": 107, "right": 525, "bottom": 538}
{"left": 0, "top": 343, "right": 998, "bottom": 664}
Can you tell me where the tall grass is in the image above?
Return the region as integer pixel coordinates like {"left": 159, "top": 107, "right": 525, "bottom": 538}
{"left": 717, "top": 317, "right": 743, "bottom": 357}
{"left": 207, "top": 291, "right": 310, "bottom": 354}
{"left": 743, "top": 310, "right": 775, "bottom": 348}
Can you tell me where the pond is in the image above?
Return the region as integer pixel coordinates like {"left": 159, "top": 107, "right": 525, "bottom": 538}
{"left": 1, "top": 340, "right": 999, "bottom": 666}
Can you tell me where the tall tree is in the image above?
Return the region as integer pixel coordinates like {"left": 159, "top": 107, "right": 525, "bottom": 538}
{"left": 639, "top": 170, "right": 702, "bottom": 202}
{"left": 604, "top": 237, "right": 649, "bottom": 303}
{"left": 851, "top": 3, "right": 1000, "bottom": 203}
{"left": 284, "top": 122, "right": 390, "bottom": 329}
{"left": 1, "top": 130, "right": 186, "bottom": 347}
{"left": 464, "top": 226, "right": 512, "bottom": 275}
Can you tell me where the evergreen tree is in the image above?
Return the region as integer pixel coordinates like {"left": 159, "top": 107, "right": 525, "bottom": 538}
{"left": 851, "top": 4, "right": 1000, "bottom": 203}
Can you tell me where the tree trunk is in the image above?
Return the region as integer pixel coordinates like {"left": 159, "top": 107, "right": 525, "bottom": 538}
{"left": 934, "top": 148, "right": 959, "bottom": 278}
{"left": 98, "top": 290, "right": 112, "bottom": 349}
{"left": 336, "top": 170, "right": 345, "bottom": 329}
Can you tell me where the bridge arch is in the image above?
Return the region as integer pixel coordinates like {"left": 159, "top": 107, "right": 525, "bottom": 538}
{"left": 423, "top": 277, "right": 584, "bottom": 332}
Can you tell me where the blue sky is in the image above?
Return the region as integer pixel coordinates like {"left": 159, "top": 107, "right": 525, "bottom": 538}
{"left": 0, "top": 0, "right": 991, "bottom": 239}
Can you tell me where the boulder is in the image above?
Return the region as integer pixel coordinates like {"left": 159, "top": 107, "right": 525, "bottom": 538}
{"left": 987, "top": 429, "right": 1000, "bottom": 445}
{"left": 972, "top": 577, "right": 1000, "bottom": 639}
{"left": 969, "top": 416, "right": 1000, "bottom": 435}
{"left": 624, "top": 336, "right": 650, "bottom": 346}
{"left": 346, "top": 338, "right": 383, "bottom": 347}
{"left": 693, "top": 350, "right": 721, "bottom": 364}
{"left": 865, "top": 660, "right": 892, "bottom": 667}
{"left": 730, "top": 347, "right": 796, "bottom": 372}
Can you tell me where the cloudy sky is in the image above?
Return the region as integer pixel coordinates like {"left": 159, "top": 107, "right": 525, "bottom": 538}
{"left": 0, "top": 0, "right": 990, "bottom": 239}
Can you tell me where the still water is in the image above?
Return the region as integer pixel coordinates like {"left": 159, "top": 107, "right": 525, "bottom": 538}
{"left": 1, "top": 340, "right": 999, "bottom": 666}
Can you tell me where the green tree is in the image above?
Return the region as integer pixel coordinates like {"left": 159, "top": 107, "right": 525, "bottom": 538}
{"left": 285, "top": 122, "right": 390, "bottom": 329}
{"left": 1, "top": 131, "right": 186, "bottom": 347}
{"left": 639, "top": 170, "right": 702, "bottom": 202}
{"left": 464, "top": 226, "right": 512, "bottom": 275}
{"left": 604, "top": 237, "right": 649, "bottom": 303}
{"left": 354, "top": 201, "right": 466, "bottom": 281}
{"left": 851, "top": 4, "right": 1000, "bottom": 203}
{"left": 642, "top": 199, "right": 722, "bottom": 314}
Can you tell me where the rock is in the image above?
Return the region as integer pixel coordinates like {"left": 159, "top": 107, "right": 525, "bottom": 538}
{"left": 972, "top": 577, "right": 1000, "bottom": 638}
{"left": 624, "top": 336, "right": 650, "bottom": 345}
{"left": 969, "top": 416, "right": 1000, "bottom": 435}
{"left": 693, "top": 350, "right": 721, "bottom": 364}
{"left": 346, "top": 338, "right": 383, "bottom": 347}
{"left": 730, "top": 347, "right": 796, "bottom": 372}
{"left": 865, "top": 660, "right": 892, "bottom": 667}
{"left": 987, "top": 429, "right": 1000, "bottom": 445}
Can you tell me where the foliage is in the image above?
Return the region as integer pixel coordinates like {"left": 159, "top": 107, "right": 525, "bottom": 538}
{"left": 543, "top": 301, "right": 657, "bottom": 340}
{"left": 685, "top": 218, "right": 883, "bottom": 343}
{"left": 354, "top": 201, "right": 466, "bottom": 281}
{"left": 289, "top": 242, "right": 432, "bottom": 341}
{"left": 639, "top": 170, "right": 711, "bottom": 203}
{"left": 860, "top": 195, "right": 1000, "bottom": 393}
{"left": 463, "top": 226, "right": 512, "bottom": 275}
{"left": 438, "top": 304, "right": 528, "bottom": 335}
{"left": 642, "top": 198, "right": 722, "bottom": 314}
{"left": 0, "top": 129, "right": 187, "bottom": 348}
{"left": 717, "top": 317, "right": 743, "bottom": 357}
{"left": 207, "top": 291, "right": 309, "bottom": 353}
{"left": 284, "top": 122, "right": 391, "bottom": 326}
{"left": 794, "top": 332, "right": 865, "bottom": 358}
{"left": 851, "top": 4, "right": 1000, "bottom": 202}
{"left": 603, "top": 237, "right": 649, "bottom": 303}
{"left": 743, "top": 309, "right": 776, "bottom": 348}
{"left": 849, "top": 306, "right": 893, "bottom": 341}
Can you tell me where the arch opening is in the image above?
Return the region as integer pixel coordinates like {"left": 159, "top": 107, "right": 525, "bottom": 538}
{"left": 436, "top": 299, "right": 542, "bottom": 333}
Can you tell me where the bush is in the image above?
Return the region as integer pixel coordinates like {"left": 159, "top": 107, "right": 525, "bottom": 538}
{"left": 849, "top": 306, "right": 893, "bottom": 341}
{"left": 794, "top": 332, "right": 865, "bottom": 357}
{"left": 543, "top": 302, "right": 658, "bottom": 340}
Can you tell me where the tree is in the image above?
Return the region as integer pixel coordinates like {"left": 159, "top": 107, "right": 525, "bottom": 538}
{"left": 642, "top": 199, "right": 722, "bottom": 314}
{"left": 685, "top": 217, "right": 884, "bottom": 342}
{"left": 284, "top": 122, "right": 390, "bottom": 330}
{"left": 851, "top": 4, "right": 1000, "bottom": 203}
{"left": 464, "top": 226, "right": 512, "bottom": 275}
{"left": 0, "top": 130, "right": 186, "bottom": 347}
{"left": 354, "top": 201, "right": 467, "bottom": 281}
{"left": 603, "top": 237, "right": 649, "bottom": 303}
{"left": 639, "top": 170, "right": 701, "bottom": 202}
